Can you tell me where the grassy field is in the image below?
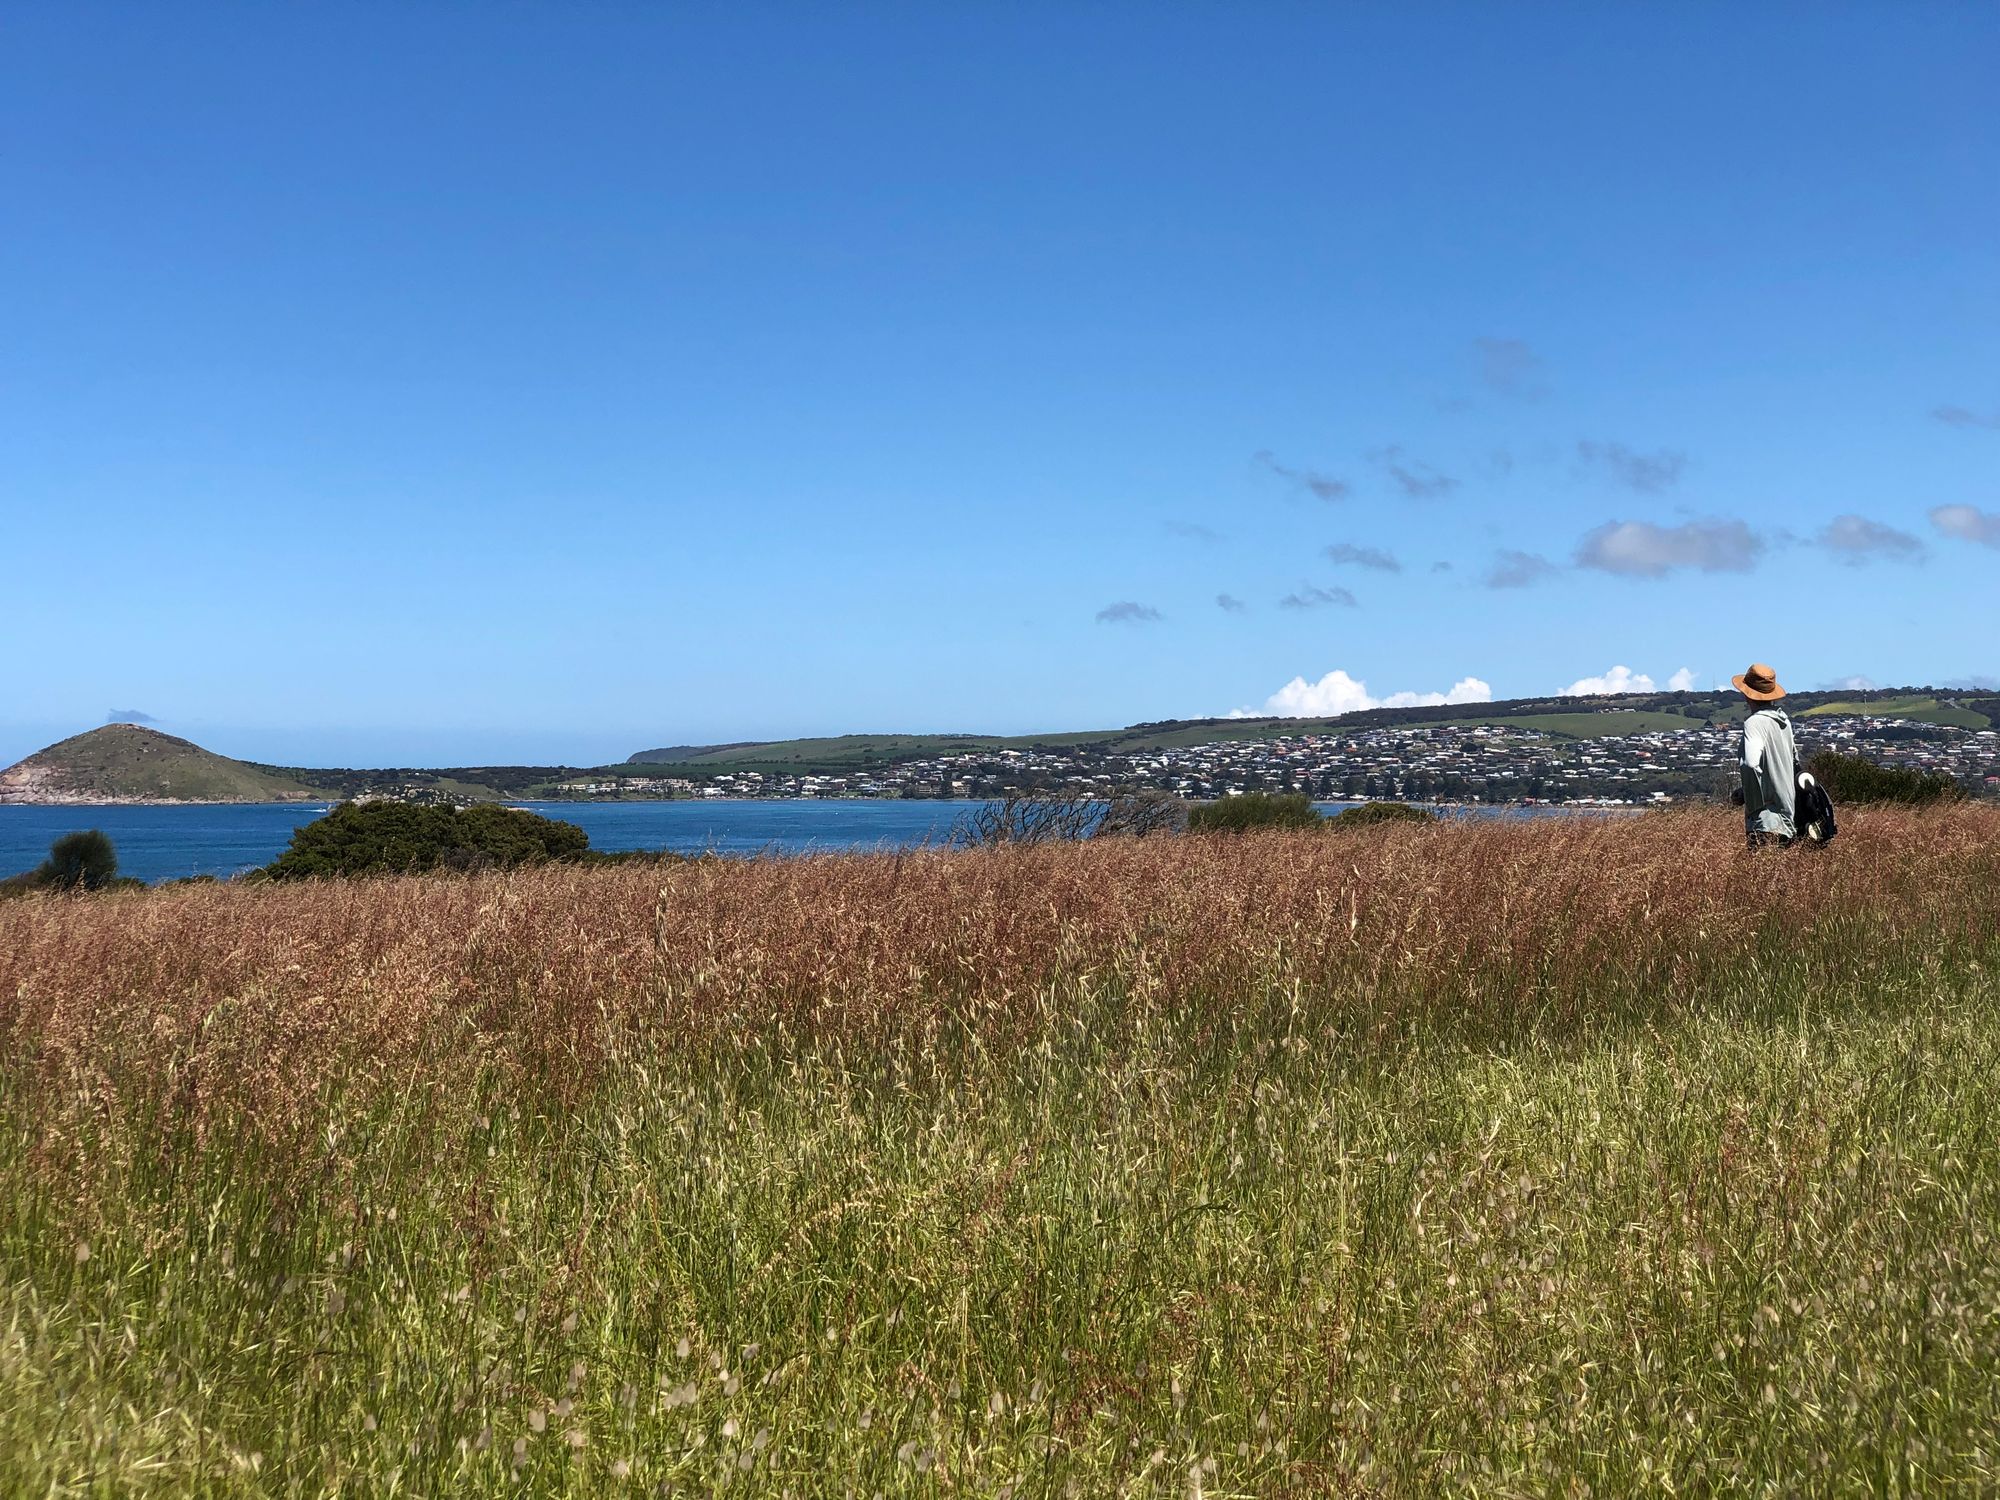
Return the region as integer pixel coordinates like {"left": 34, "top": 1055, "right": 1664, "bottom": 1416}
{"left": 1798, "top": 697, "right": 1993, "bottom": 730}
{"left": 4, "top": 810, "right": 2000, "bottom": 1495}
{"left": 1427, "top": 709, "right": 1705, "bottom": 739}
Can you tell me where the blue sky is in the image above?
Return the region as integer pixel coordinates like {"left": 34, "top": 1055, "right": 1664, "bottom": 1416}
{"left": 3, "top": 3, "right": 1996, "bottom": 767}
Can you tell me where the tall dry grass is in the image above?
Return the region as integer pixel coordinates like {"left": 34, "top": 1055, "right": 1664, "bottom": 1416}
{"left": 3, "top": 806, "right": 1999, "bottom": 1494}
{"left": 7, "top": 807, "right": 1994, "bottom": 1156}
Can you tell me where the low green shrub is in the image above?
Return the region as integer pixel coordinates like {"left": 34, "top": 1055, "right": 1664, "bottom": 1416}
{"left": 1807, "top": 750, "right": 1965, "bottom": 805}
{"left": 264, "top": 800, "right": 592, "bottom": 878}
{"left": 1188, "top": 791, "right": 1322, "bottom": 833}
{"left": 1330, "top": 801, "right": 1440, "bottom": 828}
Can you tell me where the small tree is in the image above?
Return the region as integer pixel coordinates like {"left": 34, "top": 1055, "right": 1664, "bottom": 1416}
{"left": 953, "top": 794, "right": 1103, "bottom": 847}
{"left": 951, "top": 792, "right": 1187, "bottom": 847}
{"left": 41, "top": 830, "right": 120, "bottom": 890}
{"left": 1095, "top": 791, "right": 1188, "bottom": 839}
{"left": 264, "top": 801, "right": 593, "bottom": 879}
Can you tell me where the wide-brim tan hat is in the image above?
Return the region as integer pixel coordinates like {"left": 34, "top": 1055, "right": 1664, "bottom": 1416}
{"left": 1732, "top": 662, "right": 1787, "bottom": 701}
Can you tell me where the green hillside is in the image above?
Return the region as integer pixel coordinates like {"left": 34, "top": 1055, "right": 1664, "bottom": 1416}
{"left": 1105, "top": 708, "right": 1708, "bottom": 749}
{"left": 0, "top": 725, "right": 324, "bottom": 804}
{"left": 626, "top": 731, "right": 1115, "bottom": 774}
{"left": 1798, "top": 696, "right": 1991, "bottom": 730}
{"left": 627, "top": 686, "right": 1995, "bottom": 778}
{"left": 626, "top": 705, "right": 1719, "bottom": 773}
{"left": 1441, "top": 709, "right": 1706, "bottom": 737}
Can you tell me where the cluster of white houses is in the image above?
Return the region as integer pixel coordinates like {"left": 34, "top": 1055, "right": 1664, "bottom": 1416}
{"left": 546, "top": 713, "right": 2000, "bottom": 804}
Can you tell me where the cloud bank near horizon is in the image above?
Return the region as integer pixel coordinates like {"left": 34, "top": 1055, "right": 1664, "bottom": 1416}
{"left": 1561, "top": 664, "right": 1699, "bottom": 696}
{"left": 1243, "top": 659, "right": 1728, "bottom": 720}
{"left": 1254, "top": 670, "right": 1494, "bottom": 718}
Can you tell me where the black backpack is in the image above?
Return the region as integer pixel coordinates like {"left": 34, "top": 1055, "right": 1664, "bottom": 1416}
{"left": 1795, "top": 768, "right": 1837, "bottom": 845}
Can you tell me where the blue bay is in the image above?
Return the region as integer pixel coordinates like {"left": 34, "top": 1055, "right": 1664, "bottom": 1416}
{"left": 0, "top": 801, "right": 982, "bottom": 884}
{"left": 0, "top": 799, "right": 1625, "bottom": 886}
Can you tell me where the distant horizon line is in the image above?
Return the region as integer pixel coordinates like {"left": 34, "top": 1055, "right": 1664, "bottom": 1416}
{"left": 6, "top": 678, "right": 1979, "bottom": 773}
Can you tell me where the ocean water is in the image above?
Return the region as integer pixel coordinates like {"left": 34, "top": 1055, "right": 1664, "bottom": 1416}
{"left": 0, "top": 798, "right": 1631, "bottom": 886}
{"left": 0, "top": 800, "right": 982, "bottom": 884}
{"left": 1, "top": 802, "right": 340, "bottom": 884}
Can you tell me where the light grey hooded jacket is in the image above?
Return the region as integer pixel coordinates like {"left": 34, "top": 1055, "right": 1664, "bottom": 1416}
{"left": 1740, "top": 707, "right": 1798, "bottom": 839}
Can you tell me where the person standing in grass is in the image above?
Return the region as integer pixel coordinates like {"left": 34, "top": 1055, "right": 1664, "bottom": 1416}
{"left": 1733, "top": 662, "right": 1798, "bottom": 848}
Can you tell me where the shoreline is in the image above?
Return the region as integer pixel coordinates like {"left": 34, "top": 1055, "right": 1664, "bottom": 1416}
{"left": 0, "top": 797, "right": 333, "bottom": 809}
{"left": 0, "top": 794, "right": 1663, "bottom": 812}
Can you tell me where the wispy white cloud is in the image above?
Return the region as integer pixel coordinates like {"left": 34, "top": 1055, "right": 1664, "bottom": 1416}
{"left": 1483, "top": 550, "right": 1558, "bottom": 589}
{"left": 1095, "top": 601, "right": 1162, "bottom": 624}
{"left": 1577, "top": 440, "right": 1686, "bottom": 493}
{"left": 1278, "top": 583, "right": 1357, "bottom": 610}
{"left": 1930, "top": 504, "right": 2000, "bottom": 546}
{"left": 1324, "top": 542, "right": 1401, "bottom": 573}
{"left": 1255, "top": 451, "right": 1349, "bottom": 502}
{"left": 1818, "top": 514, "right": 1923, "bottom": 564}
{"left": 1666, "top": 667, "right": 1699, "bottom": 692}
{"left": 1575, "top": 518, "right": 1764, "bottom": 577}
{"left": 1369, "top": 446, "right": 1458, "bottom": 499}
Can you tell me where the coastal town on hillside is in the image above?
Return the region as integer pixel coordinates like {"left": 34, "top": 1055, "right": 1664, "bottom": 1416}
{"left": 547, "top": 712, "right": 2000, "bottom": 806}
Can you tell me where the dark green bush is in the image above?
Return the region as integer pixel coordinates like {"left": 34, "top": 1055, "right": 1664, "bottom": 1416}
{"left": 1806, "top": 751, "right": 1965, "bottom": 806}
{"left": 45, "top": 830, "right": 120, "bottom": 889}
{"left": 2, "top": 829, "right": 137, "bottom": 894}
{"left": 1187, "top": 792, "right": 1323, "bottom": 834}
{"left": 264, "top": 801, "right": 592, "bottom": 879}
{"left": 1329, "top": 802, "right": 1440, "bottom": 828}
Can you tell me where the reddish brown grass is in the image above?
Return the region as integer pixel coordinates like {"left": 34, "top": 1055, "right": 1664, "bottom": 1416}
{"left": 4, "top": 807, "right": 1996, "bottom": 1166}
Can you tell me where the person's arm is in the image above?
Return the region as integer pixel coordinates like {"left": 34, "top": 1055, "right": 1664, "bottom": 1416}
{"left": 1740, "top": 713, "right": 1766, "bottom": 773}
{"left": 1738, "top": 714, "right": 1766, "bottom": 827}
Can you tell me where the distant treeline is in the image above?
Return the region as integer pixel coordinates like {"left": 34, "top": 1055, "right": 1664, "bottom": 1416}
{"left": 274, "top": 763, "right": 578, "bottom": 799}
